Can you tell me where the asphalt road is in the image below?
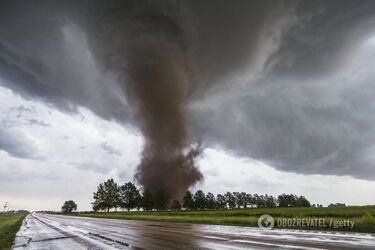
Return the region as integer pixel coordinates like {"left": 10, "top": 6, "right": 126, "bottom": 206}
{"left": 13, "top": 213, "right": 375, "bottom": 249}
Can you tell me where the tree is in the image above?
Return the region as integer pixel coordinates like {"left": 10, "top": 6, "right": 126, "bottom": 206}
{"left": 289, "top": 194, "right": 298, "bottom": 207}
{"left": 205, "top": 192, "right": 216, "bottom": 210}
{"left": 235, "top": 192, "right": 247, "bottom": 208}
{"left": 92, "top": 178, "right": 120, "bottom": 212}
{"left": 225, "top": 192, "right": 236, "bottom": 209}
{"left": 241, "top": 192, "right": 248, "bottom": 208}
{"left": 255, "top": 195, "right": 264, "bottom": 208}
{"left": 245, "top": 194, "right": 255, "bottom": 208}
{"left": 253, "top": 194, "right": 266, "bottom": 208}
{"left": 296, "top": 196, "right": 311, "bottom": 207}
{"left": 193, "top": 190, "right": 206, "bottom": 210}
{"left": 233, "top": 192, "right": 241, "bottom": 208}
{"left": 265, "top": 195, "right": 277, "bottom": 208}
{"left": 170, "top": 200, "right": 181, "bottom": 210}
{"left": 277, "top": 194, "right": 288, "bottom": 207}
{"left": 277, "top": 194, "right": 310, "bottom": 207}
{"left": 216, "top": 194, "right": 227, "bottom": 209}
{"left": 141, "top": 189, "right": 154, "bottom": 211}
{"left": 278, "top": 194, "right": 297, "bottom": 207}
{"left": 61, "top": 200, "right": 77, "bottom": 214}
{"left": 153, "top": 188, "right": 170, "bottom": 210}
{"left": 182, "top": 191, "right": 194, "bottom": 210}
{"left": 119, "top": 182, "right": 141, "bottom": 211}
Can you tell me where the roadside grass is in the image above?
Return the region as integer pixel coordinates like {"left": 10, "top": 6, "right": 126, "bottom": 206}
{"left": 76, "top": 206, "right": 375, "bottom": 233}
{"left": 0, "top": 212, "right": 27, "bottom": 250}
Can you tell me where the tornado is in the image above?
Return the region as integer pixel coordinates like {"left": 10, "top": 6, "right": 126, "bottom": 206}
{"left": 127, "top": 28, "right": 203, "bottom": 200}
{"left": 83, "top": 0, "right": 203, "bottom": 200}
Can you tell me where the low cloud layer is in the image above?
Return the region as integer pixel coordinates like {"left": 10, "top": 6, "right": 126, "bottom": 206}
{"left": 1, "top": 0, "right": 375, "bottom": 183}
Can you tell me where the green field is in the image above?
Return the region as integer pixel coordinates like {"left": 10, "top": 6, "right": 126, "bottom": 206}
{"left": 0, "top": 212, "right": 27, "bottom": 249}
{"left": 77, "top": 206, "right": 375, "bottom": 233}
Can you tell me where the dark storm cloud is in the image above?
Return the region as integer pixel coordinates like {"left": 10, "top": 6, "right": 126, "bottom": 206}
{"left": 269, "top": 0, "right": 375, "bottom": 79}
{"left": 189, "top": 0, "right": 375, "bottom": 180}
{"left": 1, "top": 0, "right": 375, "bottom": 183}
{"left": 192, "top": 76, "right": 375, "bottom": 179}
{"left": 0, "top": 0, "right": 131, "bottom": 120}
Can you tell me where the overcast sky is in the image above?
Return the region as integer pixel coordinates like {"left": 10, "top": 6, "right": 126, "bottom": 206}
{"left": 1, "top": 0, "right": 375, "bottom": 211}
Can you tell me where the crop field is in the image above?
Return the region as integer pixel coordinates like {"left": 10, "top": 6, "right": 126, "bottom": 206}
{"left": 77, "top": 206, "right": 375, "bottom": 233}
{"left": 0, "top": 212, "right": 27, "bottom": 249}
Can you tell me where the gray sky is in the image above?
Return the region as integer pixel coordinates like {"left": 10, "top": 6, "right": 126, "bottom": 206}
{"left": 1, "top": 0, "right": 375, "bottom": 210}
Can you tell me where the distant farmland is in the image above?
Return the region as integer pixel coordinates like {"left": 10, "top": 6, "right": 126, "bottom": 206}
{"left": 76, "top": 206, "right": 375, "bottom": 233}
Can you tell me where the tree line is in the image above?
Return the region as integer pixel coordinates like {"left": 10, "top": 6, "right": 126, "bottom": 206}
{"left": 91, "top": 179, "right": 312, "bottom": 212}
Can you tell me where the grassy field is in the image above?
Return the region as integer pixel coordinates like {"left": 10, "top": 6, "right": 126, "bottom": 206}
{"left": 0, "top": 212, "right": 27, "bottom": 249}
{"left": 76, "top": 206, "right": 375, "bottom": 233}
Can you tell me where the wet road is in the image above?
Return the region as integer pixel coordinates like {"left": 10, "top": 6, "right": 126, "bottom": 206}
{"left": 13, "top": 213, "right": 375, "bottom": 249}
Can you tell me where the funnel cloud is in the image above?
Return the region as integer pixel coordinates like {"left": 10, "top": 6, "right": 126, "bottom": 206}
{"left": 80, "top": 1, "right": 206, "bottom": 199}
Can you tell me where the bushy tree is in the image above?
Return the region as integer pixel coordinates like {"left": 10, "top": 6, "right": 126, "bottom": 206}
{"left": 259, "top": 195, "right": 266, "bottom": 208}
{"left": 289, "top": 194, "right": 298, "bottom": 207}
{"left": 245, "top": 193, "right": 255, "bottom": 208}
{"left": 278, "top": 194, "right": 298, "bottom": 207}
{"left": 233, "top": 192, "right": 240, "bottom": 208}
{"left": 216, "top": 194, "right": 227, "bottom": 209}
{"left": 205, "top": 192, "right": 216, "bottom": 210}
{"left": 241, "top": 192, "right": 249, "bottom": 208}
{"left": 92, "top": 178, "right": 120, "bottom": 212}
{"left": 61, "top": 200, "right": 77, "bottom": 213}
{"left": 254, "top": 194, "right": 261, "bottom": 208}
{"left": 277, "top": 194, "right": 288, "bottom": 207}
{"left": 182, "top": 191, "right": 194, "bottom": 210}
{"left": 141, "top": 189, "right": 154, "bottom": 211}
{"left": 265, "top": 195, "right": 277, "bottom": 208}
{"left": 235, "top": 192, "right": 247, "bottom": 208}
{"left": 193, "top": 190, "right": 206, "bottom": 210}
{"left": 296, "top": 196, "right": 311, "bottom": 207}
{"left": 278, "top": 194, "right": 312, "bottom": 207}
{"left": 225, "top": 192, "right": 236, "bottom": 209}
{"left": 153, "top": 188, "right": 170, "bottom": 210}
{"left": 119, "top": 182, "right": 141, "bottom": 211}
